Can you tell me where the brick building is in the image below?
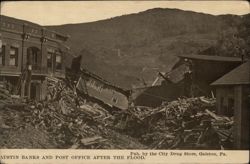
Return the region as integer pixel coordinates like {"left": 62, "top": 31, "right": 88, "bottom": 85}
{"left": 0, "top": 15, "right": 69, "bottom": 100}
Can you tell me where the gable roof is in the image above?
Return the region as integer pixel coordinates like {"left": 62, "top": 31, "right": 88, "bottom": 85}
{"left": 178, "top": 54, "right": 242, "bottom": 62}
{"left": 211, "top": 61, "right": 250, "bottom": 86}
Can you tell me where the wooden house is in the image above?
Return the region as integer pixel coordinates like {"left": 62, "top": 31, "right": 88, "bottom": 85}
{"left": 211, "top": 61, "right": 250, "bottom": 150}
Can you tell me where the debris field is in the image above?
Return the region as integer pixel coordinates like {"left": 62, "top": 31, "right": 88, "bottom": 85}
{"left": 0, "top": 77, "right": 233, "bottom": 149}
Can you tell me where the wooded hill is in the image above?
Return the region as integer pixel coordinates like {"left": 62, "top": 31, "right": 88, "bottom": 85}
{"left": 47, "top": 8, "right": 249, "bottom": 89}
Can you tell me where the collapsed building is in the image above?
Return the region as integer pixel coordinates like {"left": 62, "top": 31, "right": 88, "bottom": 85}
{"left": 176, "top": 54, "right": 243, "bottom": 96}
{"left": 72, "top": 53, "right": 246, "bottom": 113}
{"left": 68, "top": 55, "right": 130, "bottom": 110}
{"left": 131, "top": 54, "right": 243, "bottom": 107}
{"left": 0, "top": 15, "right": 248, "bottom": 150}
{"left": 0, "top": 15, "right": 69, "bottom": 100}
{"left": 130, "top": 55, "right": 249, "bottom": 149}
{"left": 76, "top": 68, "right": 130, "bottom": 110}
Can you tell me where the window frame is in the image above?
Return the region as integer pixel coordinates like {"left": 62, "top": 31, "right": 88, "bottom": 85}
{"left": 55, "top": 53, "right": 62, "bottom": 70}
{"left": 9, "top": 46, "right": 18, "bottom": 66}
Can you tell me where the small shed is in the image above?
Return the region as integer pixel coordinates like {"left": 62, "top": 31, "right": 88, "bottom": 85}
{"left": 211, "top": 61, "right": 250, "bottom": 150}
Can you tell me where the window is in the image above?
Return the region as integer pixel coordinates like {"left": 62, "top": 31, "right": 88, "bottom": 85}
{"left": 55, "top": 54, "right": 62, "bottom": 70}
{"left": 31, "top": 51, "right": 38, "bottom": 64}
{"left": 27, "top": 47, "right": 40, "bottom": 67}
{"left": 0, "top": 45, "right": 5, "bottom": 65}
{"left": 9, "top": 47, "right": 18, "bottom": 66}
{"left": 47, "top": 52, "right": 53, "bottom": 68}
{"left": 31, "top": 29, "right": 38, "bottom": 34}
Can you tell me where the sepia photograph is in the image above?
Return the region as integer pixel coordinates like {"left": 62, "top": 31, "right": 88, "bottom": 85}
{"left": 0, "top": 0, "right": 249, "bottom": 163}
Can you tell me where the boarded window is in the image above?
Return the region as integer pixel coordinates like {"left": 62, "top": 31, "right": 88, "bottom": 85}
{"left": 0, "top": 45, "right": 5, "bottom": 65}
{"left": 9, "top": 47, "right": 18, "bottom": 66}
{"left": 55, "top": 54, "right": 62, "bottom": 70}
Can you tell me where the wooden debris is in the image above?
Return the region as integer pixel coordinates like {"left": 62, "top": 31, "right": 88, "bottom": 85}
{"left": 0, "top": 75, "right": 233, "bottom": 150}
{"left": 81, "top": 136, "right": 107, "bottom": 146}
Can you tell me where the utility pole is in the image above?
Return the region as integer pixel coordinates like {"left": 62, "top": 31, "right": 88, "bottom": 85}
{"left": 20, "top": 24, "right": 26, "bottom": 97}
{"left": 41, "top": 28, "right": 44, "bottom": 72}
{"left": 21, "top": 24, "right": 25, "bottom": 71}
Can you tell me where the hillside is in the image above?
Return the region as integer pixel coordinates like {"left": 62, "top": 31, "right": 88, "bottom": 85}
{"left": 47, "top": 8, "right": 244, "bottom": 89}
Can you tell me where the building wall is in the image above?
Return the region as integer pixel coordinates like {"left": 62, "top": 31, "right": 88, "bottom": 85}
{"left": 234, "top": 85, "right": 250, "bottom": 150}
{"left": 0, "top": 16, "right": 68, "bottom": 77}
{"left": 132, "top": 82, "right": 183, "bottom": 107}
{"left": 0, "top": 16, "right": 69, "bottom": 100}
{"left": 0, "top": 34, "right": 23, "bottom": 75}
{"left": 215, "top": 85, "right": 249, "bottom": 149}
{"left": 215, "top": 86, "right": 234, "bottom": 116}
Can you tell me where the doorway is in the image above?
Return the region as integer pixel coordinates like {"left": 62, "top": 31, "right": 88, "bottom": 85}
{"left": 30, "top": 82, "right": 41, "bottom": 100}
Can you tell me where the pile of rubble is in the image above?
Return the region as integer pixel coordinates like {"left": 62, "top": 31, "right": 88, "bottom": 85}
{"left": 0, "top": 79, "right": 146, "bottom": 149}
{"left": 0, "top": 82, "right": 24, "bottom": 105}
{"left": 0, "top": 82, "right": 55, "bottom": 148}
{"left": 0, "top": 79, "right": 233, "bottom": 149}
{"left": 118, "top": 97, "right": 233, "bottom": 149}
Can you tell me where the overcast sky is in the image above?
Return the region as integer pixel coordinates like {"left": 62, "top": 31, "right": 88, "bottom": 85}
{"left": 1, "top": 1, "right": 249, "bottom": 25}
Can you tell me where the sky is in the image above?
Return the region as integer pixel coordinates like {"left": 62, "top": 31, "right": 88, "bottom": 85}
{"left": 1, "top": 1, "right": 250, "bottom": 25}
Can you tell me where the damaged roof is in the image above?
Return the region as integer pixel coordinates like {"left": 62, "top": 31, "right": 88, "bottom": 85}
{"left": 178, "top": 54, "right": 242, "bottom": 62}
{"left": 165, "top": 64, "right": 190, "bottom": 83}
{"left": 80, "top": 67, "right": 130, "bottom": 95}
{"left": 211, "top": 61, "right": 250, "bottom": 85}
{"left": 151, "top": 64, "right": 190, "bottom": 86}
